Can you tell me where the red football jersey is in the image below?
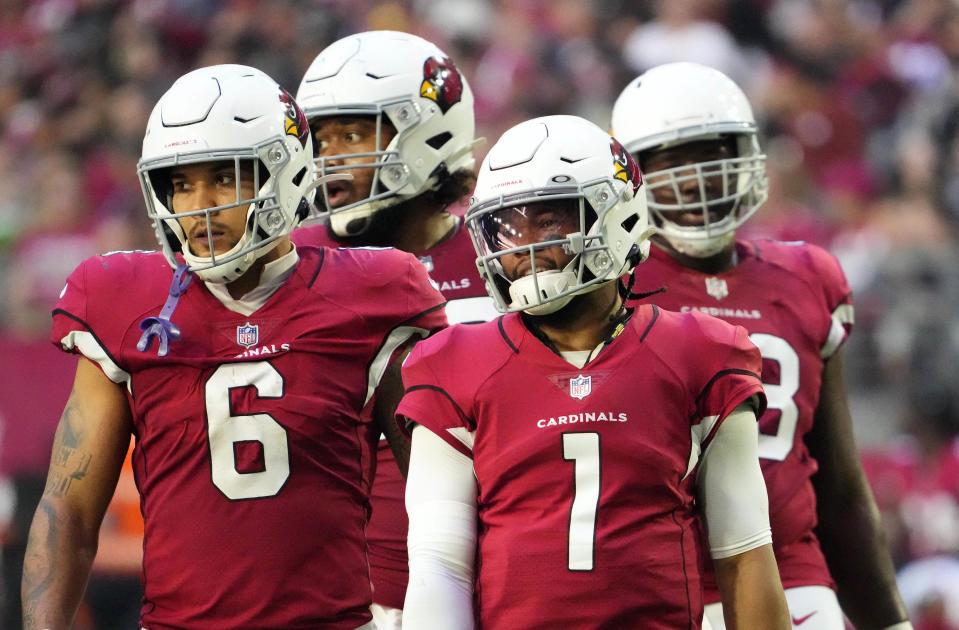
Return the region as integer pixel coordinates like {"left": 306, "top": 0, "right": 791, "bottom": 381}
{"left": 398, "top": 306, "right": 765, "bottom": 629}
{"left": 294, "top": 219, "right": 494, "bottom": 609}
{"left": 51, "top": 246, "right": 446, "bottom": 630}
{"left": 411, "top": 218, "right": 497, "bottom": 324}
{"left": 629, "top": 240, "right": 854, "bottom": 597}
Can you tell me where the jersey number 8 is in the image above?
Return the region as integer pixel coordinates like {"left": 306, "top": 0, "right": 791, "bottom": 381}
{"left": 748, "top": 333, "right": 800, "bottom": 463}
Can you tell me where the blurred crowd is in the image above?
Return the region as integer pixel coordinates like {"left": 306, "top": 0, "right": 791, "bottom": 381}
{"left": 1, "top": 0, "right": 958, "bottom": 628}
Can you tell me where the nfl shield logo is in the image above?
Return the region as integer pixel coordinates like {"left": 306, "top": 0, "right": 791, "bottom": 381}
{"left": 419, "top": 255, "right": 434, "bottom": 272}
{"left": 705, "top": 277, "right": 729, "bottom": 301}
{"left": 569, "top": 375, "right": 591, "bottom": 400}
{"left": 237, "top": 322, "right": 259, "bottom": 348}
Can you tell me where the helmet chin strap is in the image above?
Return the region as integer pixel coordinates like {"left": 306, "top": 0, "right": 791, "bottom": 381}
{"left": 327, "top": 194, "right": 395, "bottom": 237}
{"left": 329, "top": 209, "right": 374, "bottom": 237}
{"left": 663, "top": 230, "right": 735, "bottom": 258}
{"left": 509, "top": 270, "right": 577, "bottom": 315}
{"left": 509, "top": 267, "right": 607, "bottom": 316}
{"left": 184, "top": 234, "right": 280, "bottom": 284}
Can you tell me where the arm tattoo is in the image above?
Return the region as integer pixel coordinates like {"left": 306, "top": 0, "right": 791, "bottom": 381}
{"left": 46, "top": 454, "right": 93, "bottom": 498}
{"left": 21, "top": 381, "right": 117, "bottom": 629}
{"left": 21, "top": 500, "right": 58, "bottom": 628}
{"left": 45, "top": 393, "right": 93, "bottom": 498}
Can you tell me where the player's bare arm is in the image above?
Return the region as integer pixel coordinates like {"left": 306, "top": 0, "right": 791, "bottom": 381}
{"left": 21, "top": 357, "right": 133, "bottom": 630}
{"left": 373, "top": 347, "right": 415, "bottom": 477}
{"left": 714, "top": 544, "right": 790, "bottom": 629}
{"left": 808, "top": 349, "right": 910, "bottom": 629}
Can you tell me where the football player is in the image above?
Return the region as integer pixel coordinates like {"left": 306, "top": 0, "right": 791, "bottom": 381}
{"left": 399, "top": 115, "right": 791, "bottom": 629}
{"left": 290, "top": 30, "right": 495, "bottom": 629}
{"left": 611, "top": 62, "right": 912, "bottom": 630}
{"left": 21, "top": 65, "right": 446, "bottom": 630}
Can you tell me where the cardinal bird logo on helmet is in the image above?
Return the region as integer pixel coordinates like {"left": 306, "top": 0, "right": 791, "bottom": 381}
{"left": 420, "top": 55, "right": 463, "bottom": 114}
{"left": 279, "top": 88, "right": 310, "bottom": 148}
{"left": 610, "top": 137, "right": 642, "bottom": 194}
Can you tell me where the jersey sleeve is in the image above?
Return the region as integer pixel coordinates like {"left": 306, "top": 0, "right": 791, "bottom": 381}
{"left": 396, "top": 251, "right": 449, "bottom": 333}
{"left": 51, "top": 259, "right": 91, "bottom": 347}
{"left": 691, "top": 316, "right": 767, "bottom": 452}
{"left": 290, "top": 222, "right": 339, "bottom": 248}
{"left": 327, "top": 248, "right": 448, "bottom": 408}
{"left": 396, "top": 330, "right": 475, "bottom": 459}
{"left": 806, "top": 243, "right": 854, "bottom": 359}
{"left": 51, "top": 256, "right": 133, "bottom": 385}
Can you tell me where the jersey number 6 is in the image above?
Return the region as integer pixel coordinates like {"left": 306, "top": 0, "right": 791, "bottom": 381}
{"left": 205, "top": 362, "right": 291, "bottom": 500}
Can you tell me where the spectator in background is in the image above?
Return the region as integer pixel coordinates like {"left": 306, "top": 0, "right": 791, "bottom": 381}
{"left": 0, "top": 151, "right": 98, "bottom": 630}
{"left": 896, "top": 555, "right": 959, "bottom": 630}
{"left": 621, "top": 0, "right": 762, "bottom": 91}
{"left": 875, "top": 383, "right": 959, "bottom": 562}
{"left": 861, "top": 382, "right": 959, "bottom": 630}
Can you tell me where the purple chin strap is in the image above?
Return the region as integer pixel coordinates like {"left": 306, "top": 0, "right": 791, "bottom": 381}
{"left": 137, "top": 263, "right": 193, "bottom": 357}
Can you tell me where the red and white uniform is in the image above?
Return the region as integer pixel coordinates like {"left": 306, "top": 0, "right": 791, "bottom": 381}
{"left": 412, "top": 219, "right": 497, "bottom": 325}
{"left": 293, "top": 219, "right": 494, "bottom": 609}
{"left": 398, "top": 306, "right": 764, "bottom": 629}
{"left": 629, "top": 239, "right": 854, "bottom": 599}
{"left": 51, "top": 245, "right": 446, "bottom": 630}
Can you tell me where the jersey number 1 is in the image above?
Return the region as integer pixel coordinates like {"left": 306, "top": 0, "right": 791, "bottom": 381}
{"left": 560, "top": 337, "right": 801, "bottom": 571}
{"left": 563, "top": 432, "right": 601, "bottom": 571}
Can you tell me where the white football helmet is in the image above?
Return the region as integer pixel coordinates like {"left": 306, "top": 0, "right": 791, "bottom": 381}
{"left": 296, "top": 30, "right": 476, "bottom": 236}
{"left": 138, "top": 64, "right": 315, "bottom": 283}
{"left": 610, "top": 62, "right": 768, "bottom": 257}
{"left": 467, "top": 115, "right": 656, "bottom": 316}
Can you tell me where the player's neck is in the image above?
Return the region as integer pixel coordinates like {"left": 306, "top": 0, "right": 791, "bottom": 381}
{"left": 393, "top": 206, "right": 457, "bottom": 253}
{"left": 655, "top": 237, "right": 738, "bottom": 274}
{"left": 525, "top": 282, "right": 624, "bottom": 353}
{"left": 224, "top": 237, "right": 293, "bottom": 300}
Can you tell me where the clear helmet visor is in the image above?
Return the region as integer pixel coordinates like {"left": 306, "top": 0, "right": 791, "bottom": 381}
{"left": 469, "top": 194, "right": 610, "bottom": 315}
{"left": 478, "top": 198, "right": 582, "bottom": 254}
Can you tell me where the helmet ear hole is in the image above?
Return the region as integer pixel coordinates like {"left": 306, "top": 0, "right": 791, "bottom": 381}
{"left": 426, "top": 132, "right": 452, "bottom": 150}
{"left": 427, "top": 160, "right": 449, "bottom": 182}
{"left": 150, "top": 167, "right": 174, "bottom": 211}
{"left": 292, "top": 166, "right": 307, "bottom": 187}
{"left": 160, "top": 222, "right": 182, "bottom": 254}
{"left": 295, "top": 197, "right": 310, "bottom": 222}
